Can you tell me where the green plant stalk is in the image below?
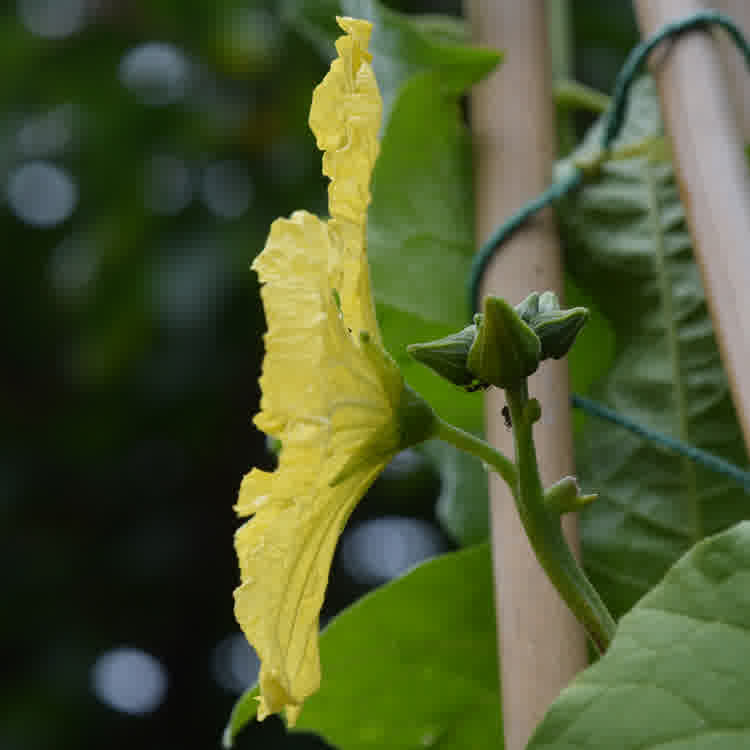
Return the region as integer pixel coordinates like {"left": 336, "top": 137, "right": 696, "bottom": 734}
{"left": 504, "top": 381, "right": 616, "bottom": 653}
{"left": 435, "top": 419, "right": 517, "bottom": 490}
{"left": 553, "top": 79, "right": 611, "bottom": 115}
{"left": 437, "top": 386, "right": 616, "bottom": 653}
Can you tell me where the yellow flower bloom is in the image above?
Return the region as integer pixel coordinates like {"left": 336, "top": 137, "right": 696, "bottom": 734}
{"left": 233, "top": 17, "right": 436, "bottom": 726}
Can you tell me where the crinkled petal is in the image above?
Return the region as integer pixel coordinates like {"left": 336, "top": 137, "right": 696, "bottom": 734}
{"left": 309, "top": 17, "right": 380, "bottom": 229}
{"left": 234, "top": 462, "right": 386, "bottom": 724}
{"left": 309, "top": 16, "right": 382, "bottom": 344}
{"left": 252, "top": 210, "right": 331, "bottom": 430}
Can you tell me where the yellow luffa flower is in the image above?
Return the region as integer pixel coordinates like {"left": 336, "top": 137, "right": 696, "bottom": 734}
{"left": 233, "top": 17, "right": 436, "bottom": 726}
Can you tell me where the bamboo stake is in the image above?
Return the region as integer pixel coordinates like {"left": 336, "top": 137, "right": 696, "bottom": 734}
{"left": 634, "top": 0, "right": 750, "bottom": 451}
{"left": 714, "top": 0, "right": 750, "bottom": 140}
{"left": 466, "top": 3, "right": 587, "bottom": 748}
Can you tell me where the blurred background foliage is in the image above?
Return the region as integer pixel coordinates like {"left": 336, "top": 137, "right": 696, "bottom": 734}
{"left": 1, "top": 1, "right": 637, "bottom": 748}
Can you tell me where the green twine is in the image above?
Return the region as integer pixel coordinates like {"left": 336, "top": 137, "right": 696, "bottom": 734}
{"left": 602, "top": 11, "right": 750, "bottom": 149}
{"left": 467, "top": 168, "right": 583, "bottom": 314}
{"left": 468, "top": 11, "right": 750, "bottom": 492}
{"left": 573, "top": 395, "right": 750, "bottom": 493}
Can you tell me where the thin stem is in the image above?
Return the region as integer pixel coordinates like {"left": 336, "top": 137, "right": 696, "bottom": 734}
{"left": 505, "top": 383, "right": 616, "bottom": 653}
{"left": 553, "top": 79, "right": 611, "bottom": 114}
{"left": 546, "top": 0, "right": 576, "bottom": 154}
{"left": 435, "top": 418, "right": 517, "bottom": 490}
{"left": 436, "top": 389, "right": 616, "bottom": 652}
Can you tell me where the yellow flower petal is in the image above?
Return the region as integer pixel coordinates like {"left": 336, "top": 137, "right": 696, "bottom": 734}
{"left": 237, "top": 208, "right": 404, "bottom": 723}
{"left": 309, "top": 16, "right": 382, "bottom": 345}
{"left": 233, "top": 16, "right": 436, "bottom": 725}
{"left": 309, "top": 17, "right": 380, "bottom": 230}
{"left": 234, "top": 462, "right": 385, "bottom": 722}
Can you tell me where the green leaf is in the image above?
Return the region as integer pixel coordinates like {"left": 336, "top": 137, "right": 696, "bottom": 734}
{"left": 342, "top": 0, "right": 500, "bottom": 116}
{"left": 556, "top": 76, "right": 749, "bottom": 618}
{"left": 222, "top": 685, "right": 259, "bottom": 749}
{"left": 224, "top": 543, "right": 502, "bottom": 749}
{"left": 285, "top": 0, "right": 500, "bottom": 116}
{"left": 527, "top": 521, "right": 750, "bottom": 749}
{"left": 369, "top": 69, "right": 489, "bottom": 431}
{"left": 564, "top": 276, "right": 616, "bottom": 434}
{"left": 280, "top": 0, "right": 343, "bottom": 60}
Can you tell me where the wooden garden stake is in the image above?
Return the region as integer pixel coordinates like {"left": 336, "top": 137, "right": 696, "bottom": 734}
{"left": 634, "top": 0, "right": 750, "bottom": 450}
{"left": 714, "top": 0, "right": 750, "bottom": 140}
{"left": 466, "top": 2, "right": 587, "bottom": 748}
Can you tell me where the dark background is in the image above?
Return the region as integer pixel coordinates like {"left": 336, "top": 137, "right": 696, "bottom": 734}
{"left": 0, "top": 1, "right": 636, "bottom": 748}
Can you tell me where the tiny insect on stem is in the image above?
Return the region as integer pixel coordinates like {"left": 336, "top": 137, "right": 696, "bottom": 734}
{"left": 502, "top": 405, "right": 512, "bottom": 429}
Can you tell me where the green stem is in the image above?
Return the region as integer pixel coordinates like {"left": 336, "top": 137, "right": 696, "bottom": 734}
{"left": 553, "top": 78, "right": 611, "bottom": 115}
{"left": 435, "top": 419, "right": 517, "bottom": 490}
{"left": 435, "top": 388, "right": 616, "bottom": 652}
{"left": 505, "top": 382, "right": 616, "bottom": 653}
{"left": 546, "top": 0, "right": 576, "bottom": 155}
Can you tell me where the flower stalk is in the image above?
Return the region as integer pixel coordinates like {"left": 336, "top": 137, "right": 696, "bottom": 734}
{"left": 504, "top": 382, "right": 616, "bottom": 653}
{"left": 414, "top": 292, "right": 616, "bottom": 653}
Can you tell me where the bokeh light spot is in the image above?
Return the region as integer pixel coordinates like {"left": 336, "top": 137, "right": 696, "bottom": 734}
{"left": 119, "top": 42, "right": 190, "bottom": 106}
{"left": 145, "top": 154, "right": 193, "bottom": 215}
{"left": 7, "top": 160, "right": 77, "bottom": 228}
{"left": 50, "top": 234, "right": 96, "bottom": 297}
{"left": 340, "top": 516, "right": 445, "bottom": 586}
{"left": 17, "top": 104, "right": 74, "bottom": 158}
{"left": 153, "top": 244, "right": 226, "bottom": 331}
{"left": 201, "top": 160, "right": 253, "bottom": 219}
{"left": 211, "top": 634, "right": 260, "bottom": 694}
{"left": 91, "top": 647, "right": 167, "bottom": 715}
{"left": 221, "top": 8, "right": 280, "bottom": 71}
{"left": 18, "top": 0, "right": 88, "bottom": 39}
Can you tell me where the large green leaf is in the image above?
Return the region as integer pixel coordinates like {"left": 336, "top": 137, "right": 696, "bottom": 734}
{"left": 556, "top": 76, "right": 749, "bottom": 618}
{"left": 370, "top": 71, "right": 488, "bottom": 431}
{"left": 285, "top": 0, "right": 499, "bottom": 116}
{"left": 224, "top": 543, "right": 502, "bottom": 749}
{"left": 527, "top": 521, "right": 750, "bottom": 749}
{"left": 564, "top": 276, "right": 616, "bottom": 433}
{"left": 342, "top": 0, "right": 499, "bottom": 117}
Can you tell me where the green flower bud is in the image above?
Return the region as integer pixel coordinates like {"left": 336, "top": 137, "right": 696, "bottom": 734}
{"left": 544, "top": 476, "right": 598, "bottom": 515}
{"left": 515, "top": 290, "right": 589, "bottom": 361}
{"left": 407, "top": 323, "right": 487, "bottom": 392}
{"left": 533, "top": 306, "right": 589, "bottom": 360}
{"left": 467, "top": 296, "right": 541, "bottom": 389}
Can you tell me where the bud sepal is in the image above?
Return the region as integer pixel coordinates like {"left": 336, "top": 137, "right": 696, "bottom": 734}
{"left": 406, "top": 322, "right": 487, "bottom": 391}
{"left": 515, "top": 291, "right": 589, "bottom": 361}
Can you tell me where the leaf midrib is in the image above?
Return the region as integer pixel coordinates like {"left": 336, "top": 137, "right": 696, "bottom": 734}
{"left": 645, "top": 161, "right": 702, "bottom": 542}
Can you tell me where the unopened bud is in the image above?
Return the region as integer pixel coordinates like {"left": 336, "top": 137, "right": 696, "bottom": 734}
{"left": 407, "top": 322, "right": 487, "bottom": 391}
{"left": 515, "top": 290, "right": 589, "bottom": 360}
{"left": 544, "top": 475, "right": 598, "bottom": 515}
{"left": 467, "top": 296, "right": 541, "bottom": 389}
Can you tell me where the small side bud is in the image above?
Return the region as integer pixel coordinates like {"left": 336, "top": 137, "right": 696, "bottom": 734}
{"left": 407, "top": 323, "right": 487, "bottom": 391}
{"left": 533, "top": 306, "right": 589, "bottom": 360}
{"left": 516, "top": 290, "right": 590, "bottom": 361}
{"left": 467, "top": 296, "right": 541, "bottom": 389}
{"left": 524, "top": 398, "right": 542, "bottom": 424}
{"left": 544, "top": 476, "right": 598, "bottom": 515}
